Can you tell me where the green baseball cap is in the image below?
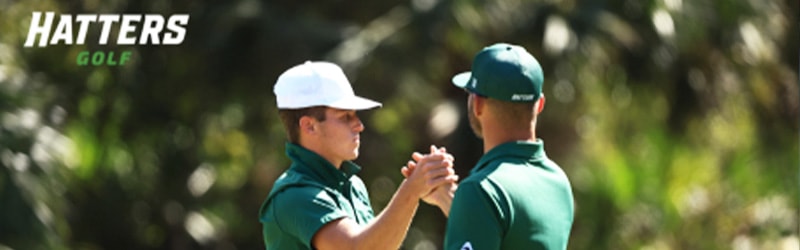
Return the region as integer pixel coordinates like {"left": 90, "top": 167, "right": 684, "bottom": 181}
{"left": 452, "top": 43, "right": 544, "bottom": 102}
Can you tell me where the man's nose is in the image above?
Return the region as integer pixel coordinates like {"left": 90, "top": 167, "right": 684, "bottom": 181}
{"left": 353, "top": 117, "right": 364, "bottom": 132}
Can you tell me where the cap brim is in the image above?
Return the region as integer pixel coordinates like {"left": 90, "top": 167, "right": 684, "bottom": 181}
{"left": 327, "top": 96, "right": 382, "bottom": 110}
{"left": 451, "top": 72, "right": 472, "bottom": 89}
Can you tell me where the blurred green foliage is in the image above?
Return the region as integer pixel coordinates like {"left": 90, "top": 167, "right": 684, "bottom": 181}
{"left": 0, "top": 0, "right": 797, "bottom": 249}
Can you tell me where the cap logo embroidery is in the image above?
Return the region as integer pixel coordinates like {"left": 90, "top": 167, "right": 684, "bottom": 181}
{"left": 461, "top": 242, "right": 473, "bottom": 250}
{"left": 511, "top": 94, "right": 535, "bottom": 101}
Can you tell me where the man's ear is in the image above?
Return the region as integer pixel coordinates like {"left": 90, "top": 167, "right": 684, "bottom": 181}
{"left": 299, "top": 116, "right": 316, "bottom": 135}
{"left": 535, "top": 95, "right": 546, "bottom": 114}
{"left": 473, "top": 94, "right": 485, "bottom": 117}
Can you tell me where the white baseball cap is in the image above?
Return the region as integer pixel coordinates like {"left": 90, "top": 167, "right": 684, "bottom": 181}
{"left": 274, "top": 61, "right": 382, "bottom": 110}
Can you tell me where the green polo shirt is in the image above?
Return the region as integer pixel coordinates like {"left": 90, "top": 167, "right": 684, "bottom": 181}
{"left": 259, "top": 143, "right": 375, "bottom": 250}
{"left": 444, "top": 140, "right": 574, "bottom": 250}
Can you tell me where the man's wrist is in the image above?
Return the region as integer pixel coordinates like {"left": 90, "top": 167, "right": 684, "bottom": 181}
{"left": 398, "top": 180, "right": 425, "bottom": 201}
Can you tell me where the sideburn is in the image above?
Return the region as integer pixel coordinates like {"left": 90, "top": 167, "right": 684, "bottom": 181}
{"left": 468, "top": 95, "right": 483, "bottom": 139}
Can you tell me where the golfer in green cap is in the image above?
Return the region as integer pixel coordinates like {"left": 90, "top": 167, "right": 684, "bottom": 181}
{"left": 259, "top": 61, "right": 457, "bottom": 250}
{"left": 445, "top": 43, "right": 574, "bottom": 250}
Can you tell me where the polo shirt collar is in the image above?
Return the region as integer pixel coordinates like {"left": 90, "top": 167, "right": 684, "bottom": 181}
{"left": 285, "top": 143, "right": 361, "bottom": 186}
{"left": 471, "top": 139, "right": 546, "bottom": 174}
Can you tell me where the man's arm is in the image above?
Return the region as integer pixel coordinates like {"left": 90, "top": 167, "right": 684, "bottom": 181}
{"left": 421, "top": 182, "right": 457, "bottom": 217}
{"left": 312, "top": 153, "right": 456, "bottom": 250}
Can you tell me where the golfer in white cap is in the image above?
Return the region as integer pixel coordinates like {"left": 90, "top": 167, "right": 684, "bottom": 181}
{"left": 259, "top": 61, "right": 457, "bottom": 250}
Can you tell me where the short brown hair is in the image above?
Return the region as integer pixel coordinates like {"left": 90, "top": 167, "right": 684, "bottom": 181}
{"left": 278, "top": 106, "right": 327, "bottom": 143}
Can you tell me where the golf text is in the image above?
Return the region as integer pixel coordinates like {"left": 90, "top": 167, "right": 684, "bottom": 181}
{"left": 24, "top": 12, "right": 189, "bottom": 66}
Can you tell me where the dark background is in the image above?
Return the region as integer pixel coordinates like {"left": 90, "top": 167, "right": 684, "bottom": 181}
{"left": 0, "top": 0, "right": 798, "bottom": 249}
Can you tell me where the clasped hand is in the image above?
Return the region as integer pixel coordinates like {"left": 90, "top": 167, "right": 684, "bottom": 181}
{"left": 401, "top": 145, "right": 458, "bottom": 210}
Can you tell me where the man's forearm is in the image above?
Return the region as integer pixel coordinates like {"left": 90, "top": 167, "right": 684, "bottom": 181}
{"left": 423, "top": 183, "right": 456, "bottom": 217}
{"left": 352, "top": 180, "right": 419, "bottom": 249}
{"left": 436, "top": 195, "right": 452, "bottom": 217}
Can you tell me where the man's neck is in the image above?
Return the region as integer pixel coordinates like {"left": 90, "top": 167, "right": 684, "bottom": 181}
{"left": 482, "top": 120, "right": 537, "bottom": 153}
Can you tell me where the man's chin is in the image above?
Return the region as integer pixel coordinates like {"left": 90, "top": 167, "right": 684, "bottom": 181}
{"left": 348, "top": 150, "right": 359, "bottom": 160}
{"left": 469, "top": 123, "right": 483, "bottom": 139}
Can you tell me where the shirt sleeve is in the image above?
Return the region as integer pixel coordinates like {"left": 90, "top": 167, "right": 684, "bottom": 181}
{"left": 271, "top": 186, "right": 350, "bottom": 249}
{"left": 444, "top": 179, "right": 508, "bottom": 250}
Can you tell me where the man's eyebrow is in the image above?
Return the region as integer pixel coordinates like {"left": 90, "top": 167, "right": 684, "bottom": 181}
{"left": 333, "top": 109, "right": 356, "bottom": 114}
{"left": 332, "top": 110, "right": 351, "bottom": 117}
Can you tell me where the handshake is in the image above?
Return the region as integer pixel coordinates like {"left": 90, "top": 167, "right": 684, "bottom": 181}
{"left": 400, "top": 145, "right": 458, "bottom": 216}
